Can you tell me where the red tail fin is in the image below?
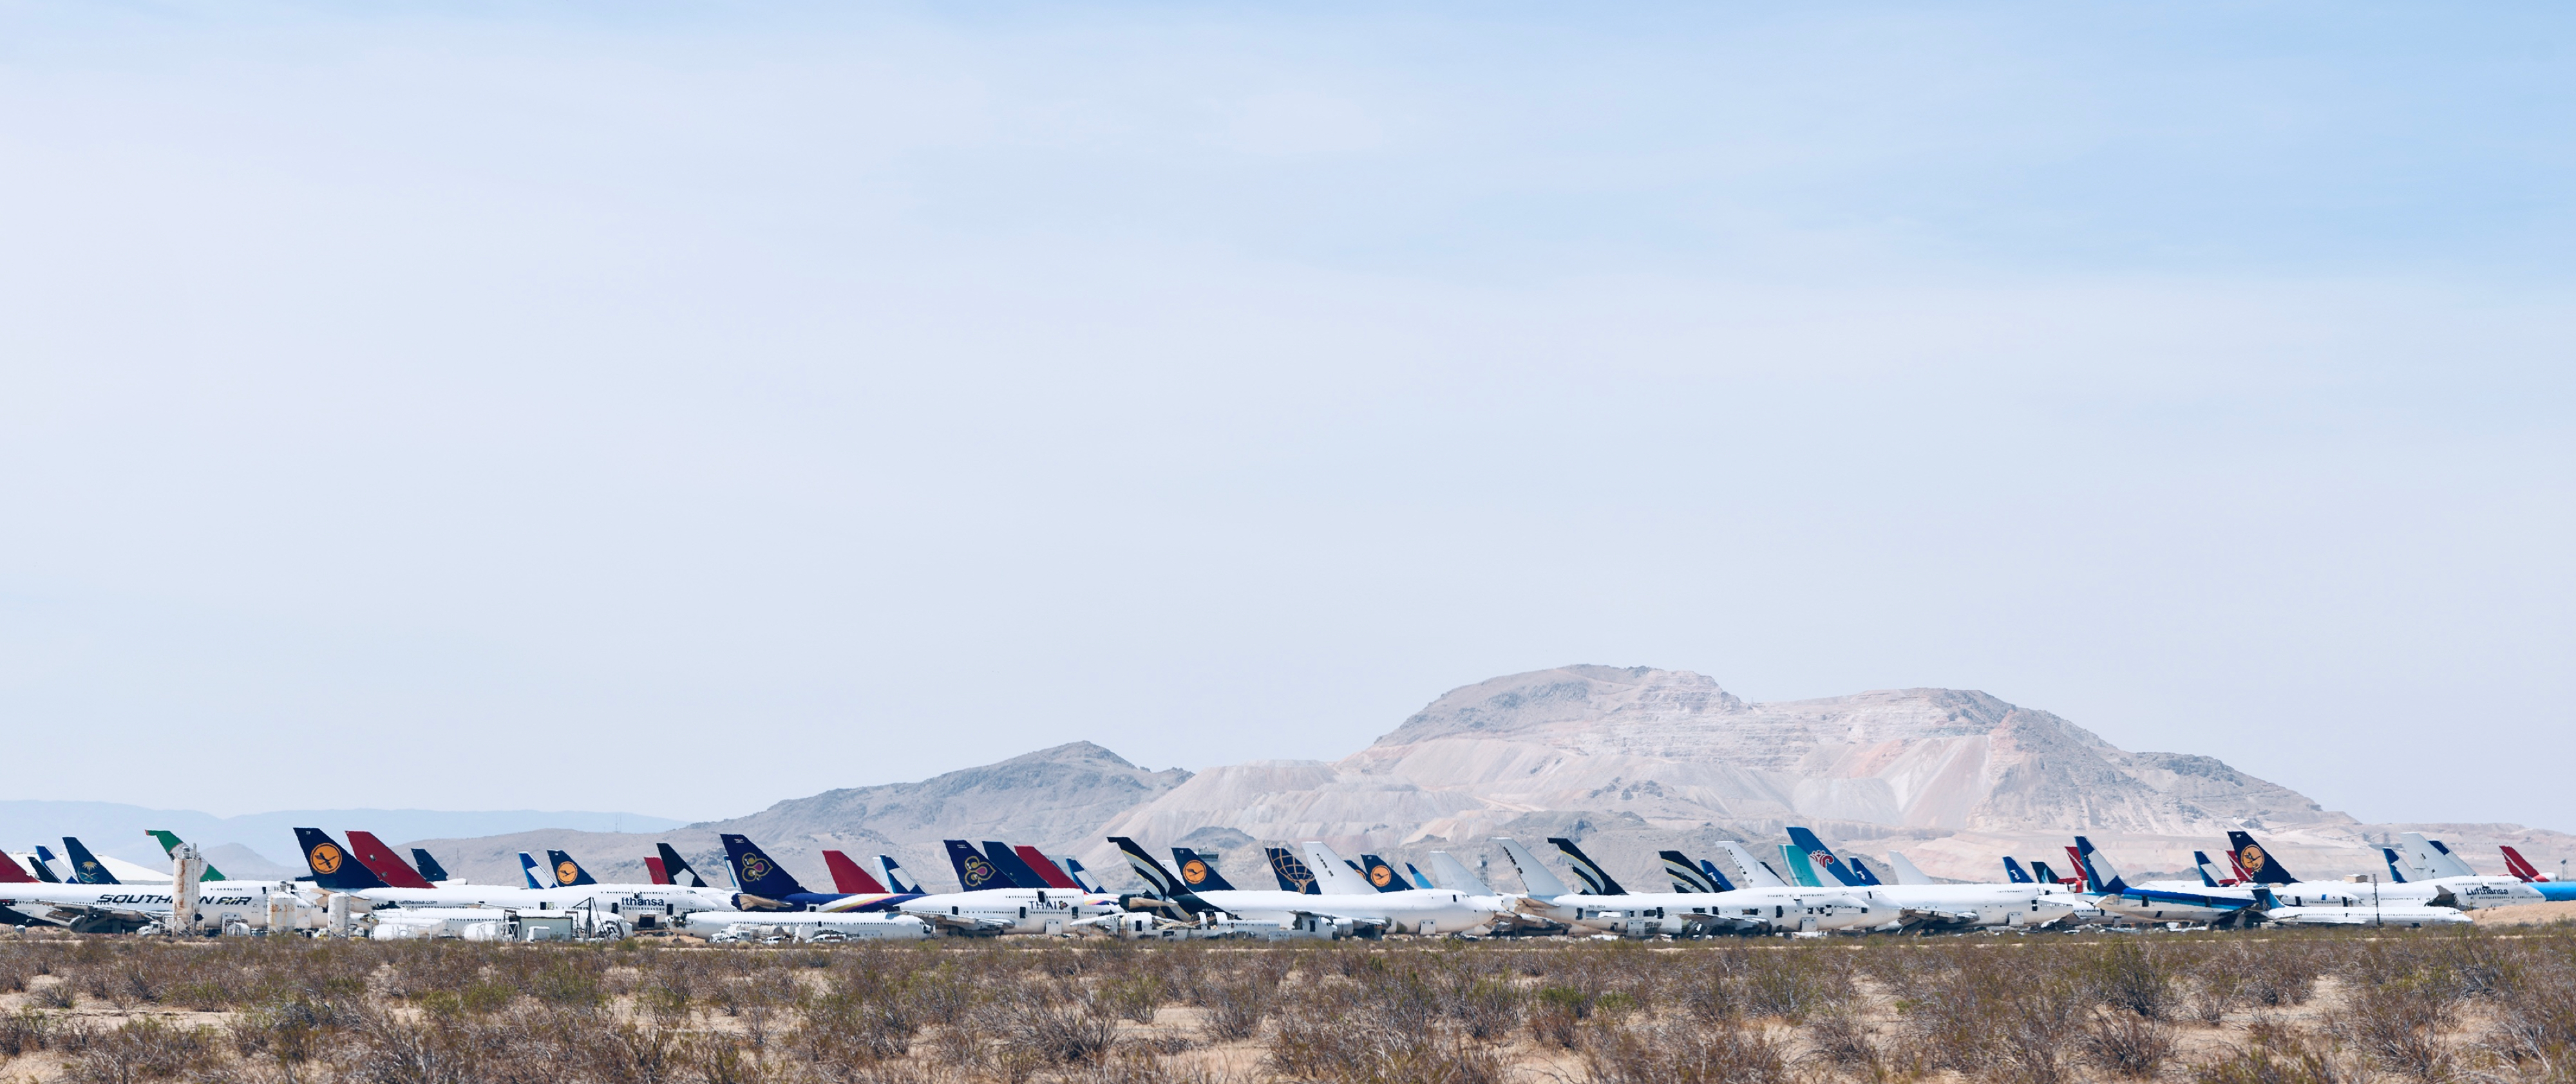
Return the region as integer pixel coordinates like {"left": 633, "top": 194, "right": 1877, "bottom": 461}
{"left": 2501, "top": 846, "right": 2546, "bottom": 882}
{"left": 2063, "top": 846, "right": 2089, "bottom": 890}
{"left": 2226, "top": 849, "right": 2251, "bottom": 886}
{"left": 822, "top": 850, "right": 889, "bottom": 894}
{"left": 343, "top": 831, "right": 439, "bottom": 890}
{"left": 0, "top": 852, "right": 34, "bottom": 884}
{"left": 1012, "top": 845, "right": 1082, "bottom": 889}
{"left": 645, "top": 857, "right": 671, "bottom": 885}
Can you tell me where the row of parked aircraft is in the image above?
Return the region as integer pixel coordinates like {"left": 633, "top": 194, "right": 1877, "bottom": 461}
{"left": 0, "top": 823, "right": 2559, "bottom": 940}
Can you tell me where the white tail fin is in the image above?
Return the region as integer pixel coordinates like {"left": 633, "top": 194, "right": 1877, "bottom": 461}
{"left": 1886, "top": 851, "right": 1933, "bottom": 885}
{"left": 1492, "top": 838, "right": 1573, "bottom": 897}
{"left": 2400, "top": 833, "right": 2476, "bottom": 879}
{"left": 1427, "top": 852, "right": 1492, "bottom": 895}
{"left": 1712, "top": 841, "right": 1788, "bottom": 888}
{"left": 1298, "top": 842, "right": 1375, "bottom": 895}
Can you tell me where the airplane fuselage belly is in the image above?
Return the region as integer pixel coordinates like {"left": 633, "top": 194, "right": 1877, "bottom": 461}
{"left": 1189, "top": 889, "right": 1501, "bottom": 933}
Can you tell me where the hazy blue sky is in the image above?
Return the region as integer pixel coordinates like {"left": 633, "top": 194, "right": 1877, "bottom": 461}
{"left": 3, "top": 2, "right": 2569, "bottom": 827}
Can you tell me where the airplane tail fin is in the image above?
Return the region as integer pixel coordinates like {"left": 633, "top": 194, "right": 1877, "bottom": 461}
{"left": 295, "top": 828, "right": 388, "bottom": 891}
{"left": 1405, "top": 863, "right": 1435, "bottom": 889}
{"left": 0, "top": 851, "right": 35, "bottom": 884}
{"left": 719, "top": 835, "right": 811, "bottom": 899}
{"left": 2382, "top": 848, "right": 2410, "bottom": 883}
{"left": 2502, "top": 845, "right": 2546, "bottom": 883}
{"left": 1170, "top": 848, "right": 1237, "bottom": 892}
{"left": 1428, "top": 852, "right": 1493, "bottom": 895}
{"left": 518, "top": 853, "right": 544, "bottom": 889}
{"left": 823, "top": 850, "right": 891, "bottom": 894}
{"left": 544, "top": 850, "right": 599, "bottom": 887}
{"left": 1265, "top": 845, "right": 1321, "bottom": 894}
{"left": 1785, "top": 827, "right": 1867, "bottom": 887}
{"left": 411, "top": 848, "right": 452, "bottom": 884}
{"left": 1059, "top": 857, "right": 1104, "bottom": 893}
{"left": 1300, "top": 842, "right": 1374, "bottom": 895}
{"left": 1107, "top": 836, "right": 1214, "bottom": 915}
{"left": 2031, "top": 860, "right": 2067, "bottom": 887}
{"left": 655, "top": 844, "right": 707, "bottom": 888}
{"left": 1710, "top": 841, "right": 1788, "bottom": 888}
{"left": 1356, "top": 854, "right": 1408, "bottom": 893}
{"left": 2003, "top": 856, "right": 2033, "bottom": 884}
{"left": 878, "top": 856, "right": 921, "bottom": 895}
{"left": 1779, "top": 843, "right": 1823, "bottom": 887}
{"left": 1012, "top": 846, "right": 1083, "bottom": 890}
{"left": 1661, "top": 850, "right": 1719, "bottom": 893}
{"left": 2224, "top": 831, "right": 2296, "bottom": 885}
{"left": 1698, "top": 857, "right": 1738, "bottom": 892}
{"left": 2190, "top": 851, "right": 2221, "bottom": 887}
{"left": 147, "top": 831, "right": 227, "bottom": 882}
{"left": 944, "top": 840, "right": 1016, "bottom": 892}
{"left": 2073, "top": 837, "right": 2126, "bottom": 893}
{"left": 25, "top": 848, "right": 62, "bottom": 883}
{"left": 1845, "top": 855, "right": 1887, "bottom": 886}
{"left": 1547, "top": 837, "right": 1627, "bottom": 895}
{"left": 1885, "top": 851, "right": 1933, "bottom": 886}
{"left": 645, "top": 857, "right": 671, "bottom": 885}
{"left": 346, "top": 831, "right": 438, "bottom": 890}
{"left": 61, "top": 837, "right": 118, "bottom": 884}
{"left": 1493, "top": 838, "right": 1575, "bottom": 898}
{"left": 2401, "top": 833, "right": 2477, "bottom": 879}
{"left": 980, "top": 842, "right": 1057, "bottom": 890}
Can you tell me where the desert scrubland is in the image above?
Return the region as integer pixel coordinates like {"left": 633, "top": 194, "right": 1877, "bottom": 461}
{"left": 0, "top": 925, "right": 2571, "bottom": 1083}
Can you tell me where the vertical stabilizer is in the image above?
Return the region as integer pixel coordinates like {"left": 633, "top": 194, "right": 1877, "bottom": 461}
{"left": 655, "top": 844, "right": 707, "bottom": 888}
{"left": 1548, "top": 837, "right": 1629, "bottom": 895}
{"left": 878, "top": 856, "right": 920, "bottom": 895}
{"left": 944, "top": 840, "right": 1018, "bottom": 891}
{"left": 645, "top": 857, "right": 671, "bottom": 885}
{"left": 2224, "top": 832, "right": 2296, "bottom": 885}
{"left": 1060, "top": 857, "right": 1104, "bottom": 893}
{"left": 147, "top": 831, "right": 227, "bottom": 882}
{"left": 2400, "top": 834, "right": 2477, "bottom": 879}
{"left": 345, "top": 831, "right": 438, "bottom": 890}
{"left": 1785, "top": 828, "right": 1867, "bottom": 887}
{"left": 822, "top": 850, "right": 890, "bottom": 894}
{"left": 1884, "top": 852, "right": 1933, "bottom": 885}
{"left": 1427, "top": 852, "right": 1492, "bottom": 895}
{"left": 1356, "top": 854, "right": 1409, "bottom": 893}
{"left": 1264, "top": 846, "right": 1320, "bottom": 894}
{"left": 411, "top": 849, "right": 453, "bottom": 884}
{"left": 2002, "top": 857, "right": 2033, "bottom": 884}
{"left": 1299, "top": 842, "right": 1376, "bottom": 895}
{"left": 1660, "top": 850, "right": 1719, "bottom": 893}
{"left": 544, "top": 850, "right": 599, "bottom": 887}
{"left": 294, "top": 828, "right": 389, "bottom": 891}
{"left": 719, "top": 835, "right": 811, "bottom": 899}
{"left": 1170, "top": 848, "right": 1237, "bottom": 892}
{"left": 60, "top": 837, "right": 118, "bottom": 884}
{"left": 1013, "top": 846, "right": 1084, "bottom": 890}
{"left": 1493, "top": 838, "right": 1574, "bottom": 898}
{"left": 1779, "top": 844, "right": 1822, "bottom": 887}
{"left": 2501, "top": 846, "right": 2547, "bottom": 883}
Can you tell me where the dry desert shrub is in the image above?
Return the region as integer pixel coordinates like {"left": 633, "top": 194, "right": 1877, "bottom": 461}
{"left": 64, "top": 1016, "right": 218, "bottom": 1084}
{"left": 1267, "top": 1011, "right": 1502, "bottom": 1084}
{"left": 0, "top": 1008, "right": 53, "bottom": 1056}
{"left": 2081, "top": 937, "right": 2179, "bottom": 1020}
{"left": 2081, "top": 1005, "right": 2180, "bottom": 1079}
{"left": 1581, "top": 1016, "right": 1789, "bottom": 1084}
{"left": 2332, "top": 973, "right": 2461, "bottom": 1083}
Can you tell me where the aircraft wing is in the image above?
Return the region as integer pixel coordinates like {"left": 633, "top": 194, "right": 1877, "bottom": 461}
{"left": 1896, "top": 906, "right": 1985, "bottom": 931}
{"left": 917, "top": 912, "right": 1014, "bottom": 936}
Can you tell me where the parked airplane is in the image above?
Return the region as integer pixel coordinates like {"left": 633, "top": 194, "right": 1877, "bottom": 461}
{"left": 1788, "top": 828, "right": 2087, "bottom": 931}
{"left": 296, "top": 829, "right": 731, "bottom": 934}
{"left": 0, "top": 846, "right": 310, "bottom": 933}
{"left": 2072, "top": 837, "right": 2261, "bottom": 926}
{"left": 146, "top": 832, "right": 227, "bottom": 881}
{"left": 2223, "top": 830, "right": 2539, "bottom": 910}
{"left": 1495, "top": 837, "right": 1879, "bottom": 937}
{"left": 1110, "top": 836, "right": 1501, "bottom": 937}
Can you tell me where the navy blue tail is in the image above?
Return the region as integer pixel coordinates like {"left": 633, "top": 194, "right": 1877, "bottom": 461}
{"left": 1172, "top": 848, "right": 1238, "bottom": 892}
{"left": 2226, "top": 831, "right": 2297, "bottom": 885}
{"left": 2002, "top": 856, "right": 2033, "bottom": 884}
{"left": 295, "top": 828, "right": 390, "bottom": 890}
{"left": 59, "top": 837, "right": 117, "bottom": 884}
{"left": 1547, "top": 837, "right": 1627, "bottom": 895}
{"left": 720, "top": 834, "right": 810, "bottom": 898}
{"left": 657, "top": 843, "right": 707, "bottom": 888}
{"left": 1357, "top": 854, "right": 1409, "bottom": 893}
{"left": 1266, "top": 845, "right": 1320, "bottom": 894}
{"left": 545, "top": 850, "right": 599, "bottom": 887}
{"left": 980, "top": 842, "right": 1050, "bottom": 890}
{"left": 410, "top": 848, "right": 452, "bottom": 883}
{"left": 945, "top": 840, "right": 1016, "bottom": 891}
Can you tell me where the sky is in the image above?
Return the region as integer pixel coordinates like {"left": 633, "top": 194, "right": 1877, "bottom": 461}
{"left": 1, "top": 2, "right": 2569, "bottom": 827}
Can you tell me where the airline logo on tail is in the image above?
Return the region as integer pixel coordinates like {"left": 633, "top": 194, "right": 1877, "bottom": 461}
{"left": 741, "top": 852, "right": 774, "bottom": 883}
{"left": 310, "top": 843, "right": 345, "bottom": 875}
{"left": 1180, "top": 857, "right": 1212, "bottom": 886}
{"left": 556, "top": 861, "right": 580, "bottom": 886}
{"left": 1267, "top": 846, "right": 1318, "bottom": 894}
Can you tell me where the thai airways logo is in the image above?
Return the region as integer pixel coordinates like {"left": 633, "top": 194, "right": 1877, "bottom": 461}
{"left": 1368, "top": 863, "right": 1394, "bottom": 888}
{"left": 962, "top": 855, "right": 998, "bottom": 888}
{"left": 308, "top": 843, "right": 345, "bottom": 875}
{"left": 2238, "top": 845, "right": 2268, "bottom": 877}
{"left": 1180, "top": 859, "right": 1210, "bottom": 886}
{"left": 740, "top": 854, "right": 774, "bottom": 883}
{"left": 556, "top": 861, "right": 580, "bottom": 886}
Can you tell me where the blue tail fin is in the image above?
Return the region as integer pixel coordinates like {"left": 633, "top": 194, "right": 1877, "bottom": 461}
{"left": 1061, "top": 857, "right": 1103, "bottom": 893}
{"left": 1405, "top": 863, "right": 1434, "bottom": 889}
{"left": 1171, "top": 848, "right": 1239, "bottom": 892}
{"left": 2225, "top": 831, "right": 2296, "bottom": 885}
{"left": 294, "top": 828, "right": 388, "bottom": 890}
{"left": 1546, "top": 837, "right": 1627, "bottom": 895}
{"left": 1356, "top": 854, "right": 1409, "bottom": 893}
{"left": 2190, "top": 852, "right": 2220, "bottom": 887}
{"left": 945, "top": 840, "right": 1016, "bottom": 891}
{"left": 518, "top": 854, "right": 544, "bottom": 889}
{"left": 2073, "top": 837, "right": 2126, "bottom": 893}
{"left": 1784, "top": 828, "right": 1866, "bottom": 887}
{"left": 1698, "top": 858, "right": 1738, "bottom": 892}
{"left": 980, "top": 842, "right": 1052, "bottom": 890}
{"left": 878, "top": 855, "right": 920, "bottom": 894}
{"left": 1266, "top": 845, "right": 1320, "bottom": 894}
{"left": 1844, "top": 855, "right": 1887, "bottom": 886}
{"left": 2382, "top": 848, "right": 2410, "bottom": 884}
{"left": 2031, "top": 860, "right": 2061, "bottom": 886}
{"left": 27, "top": 847, "right": 62, "bottom": 883}
{"left": 720, "top": 835, "right": 811, "bottom": 899}
{"left": 59, "top": 837, "right": 118, "bottom": 884}
{"left": 2003, "top": 857, "right": 2033, "bottom": 884}
{"left": 544, "top": 850, "right": 599, "bottom": 887}
{"left": 410, "top": 848, "right": 452, "bottom": 883}
{"left": 656, "top": 843, "right": 707, "bottom": 888}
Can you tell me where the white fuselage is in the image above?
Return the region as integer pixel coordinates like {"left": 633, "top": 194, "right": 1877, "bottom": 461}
{"left": 898, "top": 888, "right": 1125, "bottom": 933}
{"left": 340, "top": 883, "right": 738, "bottom": 930}
{"left": 0, "top": 879, "right": 311, "bottom": 930}
{"left": 2262, "top": 904, "right": 2472, "bottom": 928}
{"left": 1848, "top": 883, "right": 2092, "bottom": 929}
{"left": 1526, "top": 888, "right": 1880, "bottom": 935}
{"left": 1180, "top": 887, "right": 1504, "bottom": 935}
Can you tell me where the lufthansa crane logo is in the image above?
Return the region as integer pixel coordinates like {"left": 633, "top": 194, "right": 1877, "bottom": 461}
{"left": 1368, "top": 864, "right": 1394, "bottom": 888}
{"left": 741, "top": 854, "right": 773, "bottom": 883}
{"left": 2239, "top": 845, "right": 2267, "bottom": 875}
{"left": 963, "top": 855, "right": 997, "bottom": 888}
{"left": 1180, "top": 859, "right": 1209, "bottom": 886}
{"left": 309, "top": 844, "right": 345, "bottom": 875}
{"left": 556, "top": 861, "right": 580, "bottom": 886}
